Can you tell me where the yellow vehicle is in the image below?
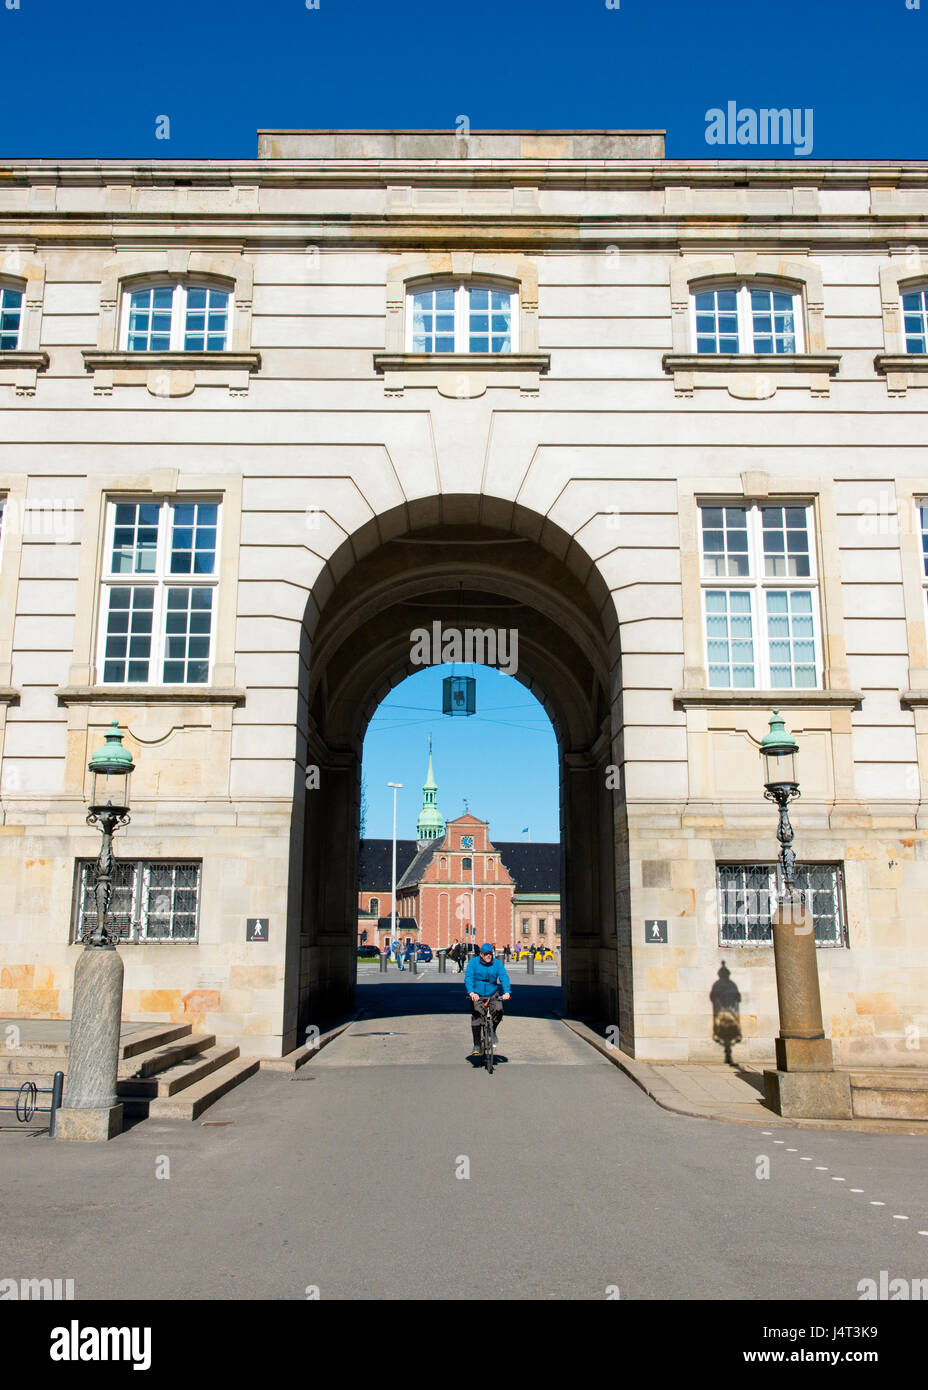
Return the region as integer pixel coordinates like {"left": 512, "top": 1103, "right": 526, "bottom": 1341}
{"left": 516, "top": 948, "right": 555, "bottom": 962}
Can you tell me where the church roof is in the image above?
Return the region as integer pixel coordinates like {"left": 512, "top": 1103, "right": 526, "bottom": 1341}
{"left": 358, "top": 837, "right": 560, "bottom": 893}
{"left": 357, "top": 838, "right": 418, "bottom": 890}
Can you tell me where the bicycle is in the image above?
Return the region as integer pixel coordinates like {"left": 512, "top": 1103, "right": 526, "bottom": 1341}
{"left": 476, "top": 992, "right": 500, "bottom": 1074}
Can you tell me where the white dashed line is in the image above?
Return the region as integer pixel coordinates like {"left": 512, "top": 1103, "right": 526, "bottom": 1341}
{"left": 832, "top": 1177, "right": 845, "bottom": 1182}
{"left": 774, "top": 1140, "right": 785, "bottom": 1145}
{"left": 786, "top": 1147, "right": 798, "bottom": 1152}
{"left": 893, "top": 1215, "right": 909, "bottom": 1221}
{"left": 919, "top": 1231, "right": 928, "bottom": 1236}
{"left": 800, "top": 1157, "right": 812, "bottom": 1161}
{"left": 850, "top": 1189, "right": 865, "bottom": 1194}
{"left": 815, "top": 1166, "right": 829, "bottom": 1171}
{"left": 870, "top": 1201, "right": 886, "bottom": 1207}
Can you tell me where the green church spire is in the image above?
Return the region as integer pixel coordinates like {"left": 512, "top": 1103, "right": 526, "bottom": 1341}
{"left": 416, "top": 736, "right": 445, "bottom": 843}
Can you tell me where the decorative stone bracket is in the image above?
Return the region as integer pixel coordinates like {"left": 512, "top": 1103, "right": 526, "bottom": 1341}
{"left": 662, "top": 352, "right": 841, "bottom": 400}
{"left": 0, "top": 350, "right": 49, "bottom": 397}
{"left": 81, "top": 350, "right": 261, "bottom": 398}
{"left": 373, "top": 351, "right": 550, "bottom": 398}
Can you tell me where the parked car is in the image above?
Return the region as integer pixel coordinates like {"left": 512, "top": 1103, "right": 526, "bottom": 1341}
{"left": 416, "top": 944, "right": 433, "bottom": 962}
{"left": 357, "top": 945, "right": 380, "bottom": 959}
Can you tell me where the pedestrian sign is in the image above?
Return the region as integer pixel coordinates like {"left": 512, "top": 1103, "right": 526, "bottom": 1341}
{"left": 246, "top": 918, "right": 269, "bottom": 942}
{"left": 645, "top": 919, "right": 668, "bottom": 944}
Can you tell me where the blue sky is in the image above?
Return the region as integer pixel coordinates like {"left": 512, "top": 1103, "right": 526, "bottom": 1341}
{"left": 361, "top": 667, "right": 560, "bottom": 843}
{"left": 2, "top": 0, "right": 926, "bottom": 159}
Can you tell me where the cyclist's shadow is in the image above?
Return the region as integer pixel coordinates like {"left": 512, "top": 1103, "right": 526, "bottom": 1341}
{"left": 466, "top": 1052, "right": 510, "bottom": 1067}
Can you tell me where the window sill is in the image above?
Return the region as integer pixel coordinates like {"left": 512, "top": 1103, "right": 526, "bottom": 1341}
{"left": 82, "top": 350, "right": 261, "bottom": 398}
{"left": 673, "top": 688, "right": 862, "bottom": 710}
{"left": 0, "top": 350, "right": 49, "bottom": 397}
{"left": 874, "top": 354, "right": 928, "bottom": 397}
{"left": 0, "top": 687, "right": 21, "bottom": 707}
{"left": 900, "top": 689, "right": 928, "bottom": 710}
{"left": 662, "top": 352, "right": 841, "bottom": 400}
{"left": 56, "top": 685, "right": 246, "bottom": 707}
{"left": 373, "top": 351, "right": 550, "bottom": 398}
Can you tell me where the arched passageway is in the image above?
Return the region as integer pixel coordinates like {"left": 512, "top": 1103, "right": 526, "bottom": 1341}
{"left": 285, "top": 497, "right": 630, "bottom": 1047}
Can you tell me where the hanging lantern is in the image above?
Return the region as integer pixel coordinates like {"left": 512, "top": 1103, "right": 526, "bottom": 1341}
{"left": 442, "top": 675, "right": 476, "bottom": 717}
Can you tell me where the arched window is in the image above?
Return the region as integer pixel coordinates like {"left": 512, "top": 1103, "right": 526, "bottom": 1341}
{"left": 407, "top": 281, "right": 516, "bottom": 354}
{"left": 369, "top": 897, "right": 379, "bottom": 917}
{"left": 902, "top": 286, "right": 928, "bottom": 354}
{"left": 0, "top": 283, "right": 24, "bottom": 350}
{"left": 691, "top": 282, "right": 803, "bottom": 355}
{"left": 121, "top": 279, "right": 231, "bottom": 352}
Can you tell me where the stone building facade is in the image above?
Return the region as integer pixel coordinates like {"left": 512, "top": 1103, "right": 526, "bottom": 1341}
{"left": 1, "top": 128, "right": 928, "bottom": 1062}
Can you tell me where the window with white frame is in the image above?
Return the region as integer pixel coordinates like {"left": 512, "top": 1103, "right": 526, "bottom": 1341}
{"left": 717, "top": 863, "right": 846, "bottom": 946}
{"left": 98, "top": 498, "right": 219, "bottom": 685}
{"left": 699, "top": 503, "right": 821, "bottom": 689}
{"left": 902, "top": 287, "right": 928, "bottom": 354}
{"left": 691, "top": 283, "right": 803, "bottom": 355}
{"left": 72, "top": 859, "right": 201, "bottom": 942}
{"left": 121, "top": 280, "right": 231, "bottom": 351}
{"left": 407, "top": 282, "right": 516, "bottom": 353}
{"left": 0, "top": 285, "right": 23, "bottom": 350}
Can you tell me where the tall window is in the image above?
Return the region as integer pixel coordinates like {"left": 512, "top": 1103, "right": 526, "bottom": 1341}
{"left": 538, "top": 919, "right": 545, "bottom": 935}
{"left": 902, "top": 287, "right": 928, "bottom": 354}
{"left": 407, "top": 282, "right": 516, "bottom": 353}
{"left": 692, "top": 283, "right": 803, "bottom": 354}
{"left": 0, "top": 285, "right": 23, "bottom": 350}
{"left": 717, "top": 863, "right": 846, "bottom": 946}
{"left": 700, "top": 503, "right": 820, "bottom": 689}
{"left": 521, "top": 918, "right": 530, "bottom": 934}
{"left": 122, "top": 281, "right": 230, "bottom": 351}
{"left": 369, "top": 897, "right": 379, "bottom": 917}
{"left": 73, "top": 859, "right": 201, "bottom": 942}
{"left": 99, "top": 498, "right": 219, "bottom": 685}
{"left": 462, "top": 857, "right": 472, "bottom": 871}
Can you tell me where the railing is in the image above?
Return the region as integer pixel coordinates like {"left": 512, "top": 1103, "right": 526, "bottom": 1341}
{"left": 0, "top": 1072, "right": 64, "bottom": 1135}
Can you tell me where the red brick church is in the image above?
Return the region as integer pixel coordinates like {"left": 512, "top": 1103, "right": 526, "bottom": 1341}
{"left": 357, "top": 748, "right": 560, "bottom": 951}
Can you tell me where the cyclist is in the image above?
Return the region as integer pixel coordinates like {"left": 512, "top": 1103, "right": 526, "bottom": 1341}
{"left": 465, "top": 942, "right": 511, "bottom": 1058}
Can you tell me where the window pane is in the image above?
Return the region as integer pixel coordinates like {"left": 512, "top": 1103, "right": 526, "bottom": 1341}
{"left": 411, "top": 287, "right": 456, "bottom": 353}
{"left": 468, "top": 286, "right": 511, "bottom": 353}
{"left": 0, "top": 287, "right": 23, "bottom": 349}
{"left": 701, "top": 505, "right": 750, "bottom": 577}
{"left": 170, "top": 501, "right": 217, "bottom": 575}
{"left": 103, "top": 587, "right": 154, "bottom": 683}
{"left": 161, "top": 588, "right": 213, "bottom": 683}
{"left": 705, "top": 590, "right": 754, "bottom": 687}
{"left": 902, "top": 289, "right": 928, "bottom": 354}
{"left": 765, "top": 589, "right": 818, "bottom": 688}
{"left": 693, "top": 287, "right": 741, "bottom": 353}
{"left": 184, "top": 286, "right": 228, "bottom": 351}
{"left": 762, "top": 505, "right": 811, "bottom": 578}
{"left": 110, "top": 501, "right": 161, "bottom": 574}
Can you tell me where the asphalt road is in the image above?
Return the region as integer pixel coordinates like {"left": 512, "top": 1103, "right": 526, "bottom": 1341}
{"left": 3, "top": 968, "right": 927, "bottom": 1302}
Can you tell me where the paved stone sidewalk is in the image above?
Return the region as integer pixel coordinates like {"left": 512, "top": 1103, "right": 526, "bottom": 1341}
{"left": 562, "top": 1020, "right": 928, "bottom": 1133}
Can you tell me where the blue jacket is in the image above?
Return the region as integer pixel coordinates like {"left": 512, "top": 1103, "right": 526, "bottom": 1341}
{"left": 465, "top": 954, "right": 511, "bottom": 998}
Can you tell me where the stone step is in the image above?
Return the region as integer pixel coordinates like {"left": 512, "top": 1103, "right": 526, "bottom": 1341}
{"left": 0, "top": 1054, "right": 68, "bottom": 1076}
{"left": 143, "top": 1056, "right": 260, "bottom": 1121}
{"left": 850, "top": 1070, "right": 928, "bottom": 1120}
{"left": 850, "top": 1069, "right": 928, "bottom": 1091}
{"left": 0, "top": 1021, "right": 192, "bottom": 1060}
{"left": 117, "top": 1033, "right": 215, "bottom": 1083}
{"left": 119, "top": 1045, "right": 239, "bottom": 1106}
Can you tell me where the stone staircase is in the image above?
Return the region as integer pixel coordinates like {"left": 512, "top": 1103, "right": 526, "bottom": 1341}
{"left": 0, "top": 1023, "right": 259, "bottom": 1124}
{"left": 849, "top": 1069, "right": 928, "bottom": 1121}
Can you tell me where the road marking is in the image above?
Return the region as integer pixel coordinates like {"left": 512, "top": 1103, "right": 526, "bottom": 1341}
{"left": 773, "top": 1140, "right": 785, "bottom": 1144}
{"left": 870, "top": 1201, "right": 886, "bottom": 1207}
{"left": 786, "top": 1147, "right": 798, "bottom": 1152}
{"left": 893, "top": 1215, "right": 909, "bottom": 1221}
{"left": 815, "top": 1166, "right": 829, "bottom": 1171}
{"left": 800, "top": 1157, "right": 812, "bottom": 1161}
{"left": 919, "top": 1231, "right": 928, "bottom": 1236}
{"left": 850, "top": 1189, "right": 865, "bottom": 1193}
{"left": 832, "top": 1177, "right": 845, "bottom": 1182}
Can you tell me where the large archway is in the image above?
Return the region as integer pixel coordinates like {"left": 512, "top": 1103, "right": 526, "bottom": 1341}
{"left": 285, "top": 497, "right": 630, "bottom": 1050}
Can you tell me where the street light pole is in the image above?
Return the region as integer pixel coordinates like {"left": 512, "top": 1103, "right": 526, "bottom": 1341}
{"left": 760, "top": 710, "right": 852, "bottom": 1120}
{"left": 56, "top": 721, "right": 136, "bottom": 1142}
{"left": 387, "top": 782, "right": 402, "bottom": 958}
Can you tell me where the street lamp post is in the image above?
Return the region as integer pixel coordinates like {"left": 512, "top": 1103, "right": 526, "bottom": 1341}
{"left": 388, "top": 782, "right": 402, "bottom": 960}
{"left": 55, "top": 721, "right": 136, "bottom": 1142}
{"left": 760, "top": 710, "right": 852, "bottom": 1119}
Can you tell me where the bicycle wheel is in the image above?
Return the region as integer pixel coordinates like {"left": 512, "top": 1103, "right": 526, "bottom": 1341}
{"left": 483, "top": 1010, "right": 495, "bottom": 1074}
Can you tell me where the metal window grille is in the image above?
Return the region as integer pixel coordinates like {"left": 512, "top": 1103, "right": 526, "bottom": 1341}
{"left": 73, "top": 860, "right": 201, "bottom": 943}
{"left": 716, "top": 862, "right": 846, "bottom": 946}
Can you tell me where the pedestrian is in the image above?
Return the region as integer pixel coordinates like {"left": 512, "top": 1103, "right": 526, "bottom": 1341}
{"left": 394, "top": 937, "right": 405, "bottom": 971}
{"left": 503, "top": 944, "right": 511, "bottom": 963}
{"left": 405, "top": 939, "right": 416, "bottom": 968}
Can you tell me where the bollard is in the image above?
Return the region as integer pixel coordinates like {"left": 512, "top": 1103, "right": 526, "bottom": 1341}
{"left": 526, "top": 954, "right": 535, "bottom": 975}
{"left": 410, "top": 954, "right": 417, "bottom": 975}
{"left": 438, "top": 951, "right": 447, "bottom": 973}
{"left": 49, "top": 1070, "right": 64, "bottom": 1137}
{"left": 379, "top": 952, "right": 388, "bottom": 973}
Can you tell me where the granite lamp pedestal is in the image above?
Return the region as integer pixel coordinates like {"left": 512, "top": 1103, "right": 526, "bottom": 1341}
{"left": 763, "top": 898, "right": 852, "bottom": 1120}
{"left": 54, "top": 945, "right": 125, "bottom": 1141}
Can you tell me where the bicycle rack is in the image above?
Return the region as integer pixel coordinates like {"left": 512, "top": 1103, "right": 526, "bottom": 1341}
{"left": 0, "top": 1071, "right": 65, "bottom": 1135}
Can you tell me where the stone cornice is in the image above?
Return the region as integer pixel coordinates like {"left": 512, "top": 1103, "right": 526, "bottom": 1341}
{"left": 82, "top": 350, "right": 260, "bottom": 373}
{"left": 673, "top": 689, "right": 863, "bottom": 710}
{"left": 0, "top": 688, "right": 21, "bottom": 707}
{"left": 56, "top": 685, "right": 246, "bottom": 706}
{"left": 900, "top": 690, "right": 928, "bottom": 709}
{"left": 663, "top": 352, "right": 841, "bottom": 375}
{"left": 0, "top": 351, "right": 49, "bottom": 371}
{"left": 875, "top": 354, "right": 928, "bottom": 374}
{"left": 374, "top": 352, "right": 550, "bottom": 373}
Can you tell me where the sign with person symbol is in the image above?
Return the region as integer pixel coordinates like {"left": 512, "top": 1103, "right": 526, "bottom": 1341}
{"left": 645, "top": 919, "right": 668, "bottom": 944}
{"left": 246, "top": 918, "right": 269, "bottom": 942}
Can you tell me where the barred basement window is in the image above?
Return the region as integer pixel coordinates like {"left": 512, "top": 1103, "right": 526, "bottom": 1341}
{"left": 72, "top": 860, "right": 201, "bottom": 943}
{"left": 716, "top": 863, "right": 846, "bottom": 946}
